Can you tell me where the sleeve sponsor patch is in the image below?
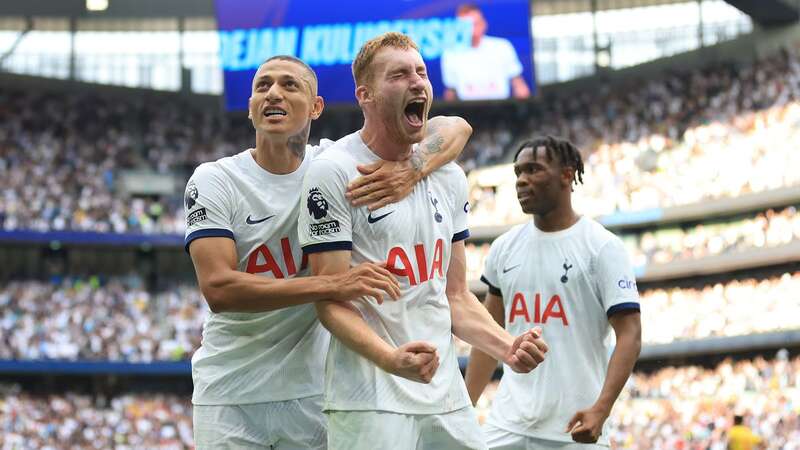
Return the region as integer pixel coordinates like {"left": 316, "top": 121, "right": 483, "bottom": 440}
{"left": 309, "top": 220, "right": 340, "bottom": 236}
{"left": 187, "top": 207, "right": 208, "bottom": 227}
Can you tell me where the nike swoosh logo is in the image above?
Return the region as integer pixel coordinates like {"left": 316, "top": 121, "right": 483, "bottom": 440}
{"left": 367, "top": 210, "right": 394, "bottom": 224}
{"left": 502, "top": 264, "right": 521, "bottom": 274}
{"left": 246, "top": 214, "right": 275, "bottom": 225}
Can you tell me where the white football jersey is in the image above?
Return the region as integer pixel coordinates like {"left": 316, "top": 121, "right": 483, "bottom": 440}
{"left": 441, "top": 36, "right": 523, "bottom": 100}
{"left": 184, "top": 141, "right": 332, "bottom": 406}
{"left": 298, "top": 131, "right": 472, "bottom": 415}
{"left": 481, "top": 217, "right": 640, "bottom": 445}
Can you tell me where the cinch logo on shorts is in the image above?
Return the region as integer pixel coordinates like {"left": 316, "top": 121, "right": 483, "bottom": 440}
{"left": 187, "top": 208, "right": 208, "bottom": 227}
{"left": 309, "top": 220, "right": 341, "bottom": 236}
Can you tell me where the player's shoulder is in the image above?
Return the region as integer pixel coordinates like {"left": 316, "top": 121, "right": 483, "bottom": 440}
{"left": 483, "top": 35, "right": 515, "bottom": 50}
{"left": 429, "top": 160, "right": 467, "bottom": 182}
{"left": 308, "top": 138, "right": 337, "bottom": 159}
{"left": 310, "top": 132, "right": 360, "bottom": 169}
{"left": 581, "top": 216, "right": 623, "bottom": 250}
{"left": 491, "top": 221, "right": 530, "bottom": 253}
{"left": 190, "top": 150, "right": 246, "bottom": 182}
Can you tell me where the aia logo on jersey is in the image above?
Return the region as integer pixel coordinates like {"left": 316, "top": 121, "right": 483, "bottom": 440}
{"left": 185, "top": 181, "right": 199, "bottom": 209}
{"left": 386, "top": 238, "right": 444, "bottom": 286}
{"left": 246, "top": 237, "right": 308, "bottom": 278}
{"left": 508, "top": 292, "right": 569, "bottom": 326}
{"left": 307, "top": 187, "right": 329, "bottom": 219}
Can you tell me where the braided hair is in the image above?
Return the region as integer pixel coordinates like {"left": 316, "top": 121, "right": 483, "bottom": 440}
{"left": 513, "top": 136, "right": 584, "bottom": 187}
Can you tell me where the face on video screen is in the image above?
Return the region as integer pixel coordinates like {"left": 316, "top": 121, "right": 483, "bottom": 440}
{"left": 215, "top": 0, "right": 534, "bottom": 110}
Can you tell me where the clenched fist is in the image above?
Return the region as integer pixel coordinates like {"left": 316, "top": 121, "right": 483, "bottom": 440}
{"left": 504, "top": 327, "right": 548, "bottom": 373}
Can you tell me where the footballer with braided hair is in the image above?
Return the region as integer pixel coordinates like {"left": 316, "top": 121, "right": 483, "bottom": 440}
{"left": 466, "top": 136, "right": 642, "bottom": 449}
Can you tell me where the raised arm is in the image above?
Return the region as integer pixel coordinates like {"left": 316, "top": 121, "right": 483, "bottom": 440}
{"left": 310, "top": 251, "right": 440, "bottom": 384}
{"left": 346, "top": 116, "right": 472, "bottom": 210}
{"left": 446, "top": 240, "right": 547, "bottom": 373}
{"left": 464, "top": 290, "right": 505, "bottom": 405}
{"left": 189, "top": 237, "right": 400, "bottom": 313}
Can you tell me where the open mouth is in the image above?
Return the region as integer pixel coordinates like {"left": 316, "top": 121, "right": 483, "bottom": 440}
{"left": 263, "top": 107, "right": 287, "bottom": 118}
{"left": 403, "top": 99, "right": 426, "bottom": 128}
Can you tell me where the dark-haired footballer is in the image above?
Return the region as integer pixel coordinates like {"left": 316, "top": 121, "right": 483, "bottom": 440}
{"left": 465, "top": 136, "right": 642, "bottom": 449}
{"left": 185, "top": 54, "right": 472, "bottom": 449}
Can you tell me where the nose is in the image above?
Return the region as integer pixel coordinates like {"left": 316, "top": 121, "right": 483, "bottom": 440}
{"left": 409, "top": 73, "right": 425, "bottom": 93}
{"left": 265, "top": 84, "right": 284, "bottom": 103}
{"left": 515, "top": 174, "right": 530, "bottom": 189}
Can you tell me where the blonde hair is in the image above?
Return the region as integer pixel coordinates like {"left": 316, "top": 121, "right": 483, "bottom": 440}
{"left": 352, "top": 32, "right": 419, "bottom": 87}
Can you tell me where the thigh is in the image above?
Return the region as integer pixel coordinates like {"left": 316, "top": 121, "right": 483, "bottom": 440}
{"left": 193, "top": 404, "right": 272, "bottom": 450}
{"left": 482, "top": 423, "right": 527, "bottom": 450}
{"left": 419, "top": 407, "right": 487, "bottom": 450}
{"left": 273, "top": 395, "right": 327, "bottom": 450}
{"left": 327, "top": 410, "right": 417, "bottom": 450}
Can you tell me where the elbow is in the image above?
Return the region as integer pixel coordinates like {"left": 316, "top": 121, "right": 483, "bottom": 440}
{"left": 200, "top": 275, "right": 233, "bottom": 313}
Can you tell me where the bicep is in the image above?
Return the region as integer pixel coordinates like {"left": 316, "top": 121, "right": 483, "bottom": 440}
{"left": 188, "top": 237, "right": 238, "bottom": 290}
{"left": 308, "top": 250, "right": 351, "bottom": 276}
{"left": 445, "top": 240, "right": 469, "bottom": 296}
{"left": 609, "top": 310, "right": 642, "bottom": 339}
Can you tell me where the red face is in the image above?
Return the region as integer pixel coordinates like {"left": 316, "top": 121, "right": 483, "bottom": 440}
{"left": 248, "top": 59, "right": 323, "bottom": 137}
{"left": 362, "top": 47, "right": 433, "bottom": 146}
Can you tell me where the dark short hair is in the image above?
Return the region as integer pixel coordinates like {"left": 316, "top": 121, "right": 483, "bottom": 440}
{"left": 514, "top": 135, "right": 585, "bottom": 186}
{"left": 260, "top": 55, "right": 318, "bottom": 94}
{"left": 734, "top": 415, "right": 744, "bottom": 425}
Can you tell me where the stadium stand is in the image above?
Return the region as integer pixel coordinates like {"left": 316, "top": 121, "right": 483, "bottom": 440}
{"left": 1, "top": 4, "right": 800, "bottom": 448}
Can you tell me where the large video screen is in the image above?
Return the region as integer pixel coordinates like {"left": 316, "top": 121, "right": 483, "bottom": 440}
{"left": 215, "top": 0, "right": 534, "bottom": 110}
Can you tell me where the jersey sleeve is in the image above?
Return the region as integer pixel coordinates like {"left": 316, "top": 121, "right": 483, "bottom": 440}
{"left": 183, "top": 164, "right": 235, "bottom": 253}
{"left": 480, "top": 238, "right": 503, "bottom": 296}
{"left": 596, "top": 237, "right": 641, "bottom": 317}
{"left": 450, "top": 165, "right": 470, "bottom": 243}
{"left": 298, "top": 157, "right": 353, "bottom": 254}
{"left": 502, "top": 39, "right": 523, "bottom": 78}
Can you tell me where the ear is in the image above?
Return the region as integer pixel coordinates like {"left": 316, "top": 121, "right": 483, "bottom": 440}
{"left": 561, "top": 167, "right": 575, "bottom": 188}
{"left": 247, "top": 95, "right": 254, "bottom": 120}
{"left": 355, "top": 84, "right": 371, "bottom": 106}
{"left": 310, "top": 95, "right": 325, "bottom": 120}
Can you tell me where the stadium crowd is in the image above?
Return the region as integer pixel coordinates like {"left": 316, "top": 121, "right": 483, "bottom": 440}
{"left": 475, "top": 355, "right": 800, "bottom": 450}
{"left": 465, "top": 205, "right": 800, "bottom": 279}
{"left": 0, "top": 386, "right": 194, "bottom": 450}
{"left": 1, "top": 355, "right": 796, "bottom": 449}
{"left": 1, "top": 272, "right": 797, "bottom": 362}
{"left": 0, "top": 277, "right": 204, "bottom": 361}
{"left": 2, "top": 48, "right": 800, "bottom": 233}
